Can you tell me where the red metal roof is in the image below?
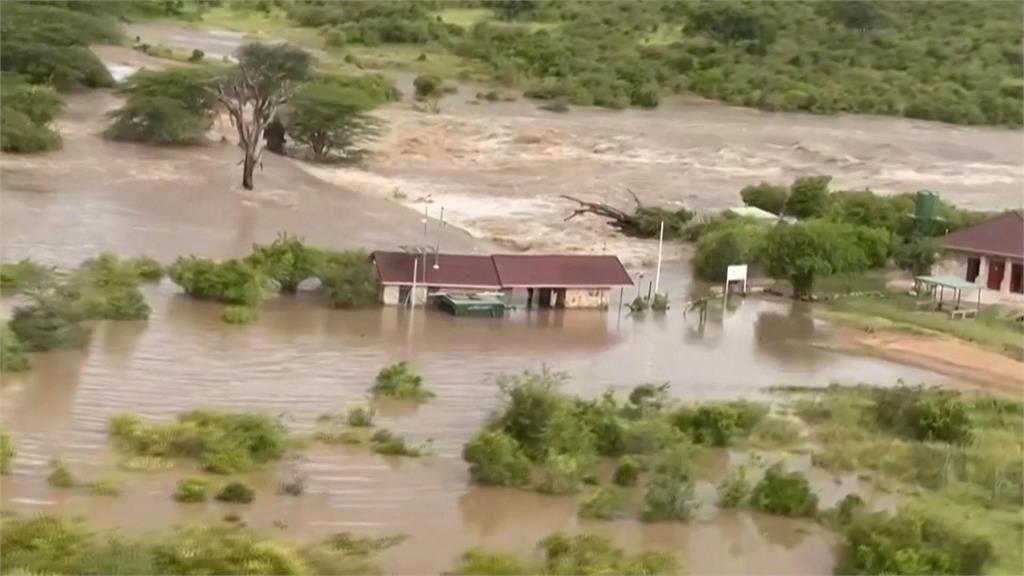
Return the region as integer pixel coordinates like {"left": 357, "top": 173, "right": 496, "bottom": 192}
{"left": 941, "top": 211, "right": 1024, "bottom": 259}
{"left": 372, "top": 251, "right": 501, "bottom": 288}
{"left": 372, "top": 252, "right": 634, "bottom": 288}
{"left": 492, "top": 254, "right": 633, "bottom": 287}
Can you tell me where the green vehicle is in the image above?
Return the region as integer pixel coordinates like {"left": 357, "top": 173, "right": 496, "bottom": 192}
{"left": 436, "top": 293, "right": 506, "bottom": 318}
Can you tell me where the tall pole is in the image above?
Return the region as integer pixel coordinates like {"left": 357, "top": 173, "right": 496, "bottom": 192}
{"left": 434, "top": 207, "right": 444, "bottom": 270}
{"left": 410, "top": 257, "right": 418, "bottom": 308}
{"left": 422, "top": 204, "right": 429, "bottom": 236}
{"left": 654, "top": 220, "right": 664, "bottom": 294}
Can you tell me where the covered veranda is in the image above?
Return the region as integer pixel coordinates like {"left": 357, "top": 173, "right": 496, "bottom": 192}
{"left": 913, "top": 275, "right": 982, "bottom": 318}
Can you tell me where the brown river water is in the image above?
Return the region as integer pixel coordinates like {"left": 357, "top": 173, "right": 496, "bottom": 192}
{"left": 0, "top": 25, "right": 1015, "bottom": 573}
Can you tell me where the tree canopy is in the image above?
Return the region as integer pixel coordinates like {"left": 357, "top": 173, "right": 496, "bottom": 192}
{"left": 106, "top": 68, "right": 218, "bottom": 145}
{"left": 287, "top": 82, "right": 382, "bottom": 162}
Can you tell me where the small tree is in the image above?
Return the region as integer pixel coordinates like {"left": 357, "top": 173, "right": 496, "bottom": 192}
{"left": 107, "top": 68, "right": 217, "bottom": 145}
{"left": 894, "top": 237, "right": 938, "bottom": 275}
{"left": 762, "top": 220, "right": 873, "bottom": 298}
{"left": 740, "top": 182, "right": 789, "bottom": 215}
{"left": 785, "top": 175, "right": 832, "bottom": 220}
{"left": 1, "top": 74, "right": 63, "bottom": 153}
{"left": 413, "top": 74, "right": 443, "bottom": 112}
{"left": 211, "top": 43, "right": 312, "bottom": 189}
{"left": 693, "top": 221, "right": 766, "bottom": 281}
{"left": 287, "top": 82, "right": 382, "bottom": 162}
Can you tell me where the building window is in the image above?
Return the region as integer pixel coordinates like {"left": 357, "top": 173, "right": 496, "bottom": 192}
{"left": 966, "top": 257, "right": 981, "bottom": 282}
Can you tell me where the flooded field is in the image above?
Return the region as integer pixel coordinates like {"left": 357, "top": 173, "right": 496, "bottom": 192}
{"left": 0, "top": 23, "right": 1017, "bottom": 575}
{"left": 0, "top": 280, "right": 936, "bottom": 573}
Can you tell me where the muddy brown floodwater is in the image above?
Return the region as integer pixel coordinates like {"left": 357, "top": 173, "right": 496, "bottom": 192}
{"left": 0, "top": 25, "right": 1010, "bottom": 574}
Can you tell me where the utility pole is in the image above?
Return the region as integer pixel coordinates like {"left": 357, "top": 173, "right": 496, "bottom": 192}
{"left": 434, "top": 206, "right": 444, "bottom": 270}
{"left": 654, "top": 220, "right": 664, "bottom": 295}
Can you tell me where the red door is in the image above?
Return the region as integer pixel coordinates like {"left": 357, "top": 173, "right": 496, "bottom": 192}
{"left": 987, "top": 259, "right": 1006, "bottom": 290}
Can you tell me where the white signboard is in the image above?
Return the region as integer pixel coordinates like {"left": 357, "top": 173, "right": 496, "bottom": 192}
{"left": 725, "top": 264, "right": 748, "bottom": 293}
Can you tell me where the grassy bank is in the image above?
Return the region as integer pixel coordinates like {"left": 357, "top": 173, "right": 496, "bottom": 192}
{"left": 824, "top": 294, "right": 1024, "bottom": 357}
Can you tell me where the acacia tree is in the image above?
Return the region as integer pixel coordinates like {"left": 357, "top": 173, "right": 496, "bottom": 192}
{"left": 211, "top": 43, "right": 312, "bottom": 190}
{"left": 287, "top": 82, "right": 381, "bottom": 162}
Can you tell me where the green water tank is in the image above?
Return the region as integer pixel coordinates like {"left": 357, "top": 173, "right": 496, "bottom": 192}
{"left": 914, "top": 190, "right": 939, "bottom": 222}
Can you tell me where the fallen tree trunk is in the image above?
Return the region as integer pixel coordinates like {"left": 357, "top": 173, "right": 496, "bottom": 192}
{"left": 561, "top": 191, "right": 694, "bottom": 239}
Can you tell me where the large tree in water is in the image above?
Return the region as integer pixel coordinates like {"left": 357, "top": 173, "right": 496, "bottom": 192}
{"left": 211, "top": 43, "right": 311, "bottom": 190}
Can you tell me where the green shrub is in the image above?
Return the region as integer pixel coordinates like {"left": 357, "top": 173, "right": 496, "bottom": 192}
{"left": 449, "top": 549, "right": 530, "bottom": 575}
{"left": 536, "top": 453, "right": 589, "bottom": 495}
{"left": 613, "top": 456, "right": 641, "bottom": 486}
{"left": 168, "top": 256, "right": 265, "bottom": 306}
{"left": 9, "top": 286, "right": 92, "bottom": 352}
{"left": 413, "top": 74, "right": 443, "bottom": 100}
{"left": 0, "top": 430, "right": 13, "bottom": 474}
{"left": 717, "top": 466, "right": 752, "bottom": 508}
{"left": 174, "top": 477, "right": 209, "bottom": 502}
{"left": 832, "top": 493, "right": 866, "bottom": 527}
{"left": 316, "top": 249, "right": 379, "bottom": 308}
{"left": 893, "top": 237, "right": 939, "bottom": 276}
{"left": 370, "top": 429, "right": 422, "bottom": 457}
{"left": 345, "top": 403, "right": 375, "bottom": 427}
{"left": 106, "top": 68, "right": 217, "bottom": 145}
{"left": 108, "top": 410, "right": 288, "bottom": 474}
{"left": 150, "top": 525, "right": 306, "bottom": 574}
{"left": 629, "top": 296, "right": 649, "bottom": 312}
{"left": 1, "top": 323, "right": 31, "bottom": 373}
{"left": 741, "top": 182, "right": 789, "bottom": 215}
{"left": 871, "top": 386, "right": 973, "bottom": 445}
{"left": 216, "top": 480, "right": 255, "bottom": 504}
{"left": 673, "top": 405, "right": 739, "bottom": 447}
{"left": 189, "top": 48, "right": 204, "bottom": 62}
{"left": 462, "top": 430, "right": 531, "bottom": 486}
{"left": 785, "top": 176, "right": 832, "bottom": 220}
{"left": 693, "top": 220, "right": 766, "bottom": 281}
{"left": 642, "top": 471, "right": 696, "bottom": 522}
{"left": 1, "top": 106, "right": 61, "bottom": 152}
{"left": 87, "top": 477, "right": 123, "bottom": 497}
{"left": 0, "top": 259, "right": 54, "bottom": 292}
{"left": 221, "top": 305, "right": 257, "bottom": 324}
{"left": 627, "top": 383, "right": 670, "bottom": 415}
{"left": 47, "top": 458, "right": 74, "bottom": 487}
{"left": 579, "top": 486, "right": 629, "bottom": 520}
{"left": 651, "top": 293, "right": 669, "bottom": 311}
{"left": 748, "top": 416, "right": 802, "bottom": 449}
{"left": 245, "top": 233, "right": 318, "bottom": 293}
{"left": 621, "top": 417, "right": 686, "bottom": 455}
{"left": 749, "top": 464, "right": 818, "bottom": 517}
{"left": 538, "top": 533, "right": 679, "bottom": 575}
{"left": 494, "top": 370, "right": 569, "bottom": 460}
{"left": 837, "top": 509, "right": 993, "bottom": 575}
{"left": 371, "top": 361, "right": 433, "bottom": 401}
{"left": 126, "top": 255, "right": 163, "bottom": 281}
{"left": 0, "top": 74, "right": 63, "bottom": 153}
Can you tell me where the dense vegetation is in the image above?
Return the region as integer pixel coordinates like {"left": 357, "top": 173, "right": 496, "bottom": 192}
{"left": 370, "top": 361, "right": 434, "bottom": 401}
{"left": 240, "top": 0, "right": 1024, "bottom": 123}
{"left": 693, "top": 175, "right": 996, "bottom": 297}
{"left": 0, "top": 516, "right": 401, "bottom": 575}
{"left": 450, "top": 532, "right": 679, "bottom": 575}
{"left": 106, "top": 68, "right": 218, "bottom": 145}
{"left": 1, "top": 74, "right": 63, "bottom": 153}
{"left": 108, "top": 411, "right": 288, "bottom": 474}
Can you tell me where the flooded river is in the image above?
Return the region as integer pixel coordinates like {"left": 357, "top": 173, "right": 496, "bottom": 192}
{"left": 0, "top": 24, "right": 1012, "bottom": 574}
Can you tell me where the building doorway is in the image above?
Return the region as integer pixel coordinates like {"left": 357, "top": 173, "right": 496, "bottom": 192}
{"left": 987, "top": 258, "right": 1006, "bottom": 290}
{"left": 966, "top": 257, "right": 980, "bottom": 282}
{"left": 1011, "top": 262, "right": 1023, "bottom": 294}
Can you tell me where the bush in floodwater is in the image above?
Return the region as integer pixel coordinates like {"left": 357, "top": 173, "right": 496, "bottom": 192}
{"left": 314, "top": 249, "right": 379, "bottom": 308}
{"left": 216, "top": 480, "right": 255, "bottom": 504}
{"left": 9, "top": 285, "right": 93, "bottom": 352}
{"left": 1, "top": 323, "right": 31, "bottom": 373}
{"left": 613, "top": 455, "right": 641, "bottom": 487}
{"left": 370, "top": 429, "right": 422, "bottom": 457}
{"left": 651, "top": 293, "right": 670, "bottom": 311}
{"left": 174, "top": 477, "right": 209, "bottom": 502}
{"left": 448, "top": 548, "right": 530, "bottom": 575}
{"left": 87, "top": 477, "right": 123, "bottom": 497}
{"left": 837, "top": 509, "right": 993, "bottom": 575}
{"left": 717, "top": 466, "right": 752, "bottom": 508}
{"left": 106, "top": 68, "right": 218, "bottom": 145}
{"left": 245, "top": 233, "right": 318, "bottom": 293}
{"left": 0, "top": 259, "right": 53, "bottom": 292}
{"left": 345, "top": 403, "right": 375, "bottom": 427}
{"left": 673, "top": 405, "right": 739, "bottom": 447}
{"left": 870, "top": 386, "right": 973, "bottom": 445}
{"left": 494, "top": 370, "right": 569, "bottom": 460}
{"left": 47, "top": 458, "right": 74, "bottom": 488}
{"left": 221, "top": 305, "right": 257, "bottom": 324}
{"left": 537, "top": 453, "right": 589, "bottom": 495}
{"left": 0, "top": 430, "right": 14, "bottom": 475}
{"left": 108, "top": 410, "right": 288, "bottom": 474}
{"left": 462, "top": 430, "right": 531, "bottom": 486}
{"left": 628, "top": 295, "right": 649, "bottom": 312}
{"left": 831, "top": 493, "right": 866, "bottom": 527}
{"left": 371, "top": 361, "right": 433, "bottom": 401}
{"left": 642, "top": 471, "right": 696, "bottom": 522}
{"left": 579, "top": 485, "right": 630, "bottom": 520}
{"left": 621, "top": 417, "right": 686, "bottom": 455}
{"left": 747, "top": 416, "right": 802, "bottom": 449}
{"left": 449, "top": 533, "right": 678, "bottom": 575}
{"left": 167, "top": 256, "right": 265, "bottom": 306}
{"left": 749, "top": 463, "right": 818, "bottom": 517}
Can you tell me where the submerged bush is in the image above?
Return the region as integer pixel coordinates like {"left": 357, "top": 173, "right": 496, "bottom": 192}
{"left": 494, "top": 370, "right": 568, "bottom": 460}
{"left": 316, "top": 249, "right": 378, "bottom": 308}
{"left": 1, "top": 323, "right": 31, "bottom": 373}
{"left": 87, "top": 477, "right": 123, "bottom": 497}
{"left": 9, "top": 286, "right": 92, "bottom": 352}
{"left": 168, "top": 256, "right": 265, "bottom": 306}
{"left": 216, "top": 480, "right": 255, "bottom": 504}
{"left": 108, "top": 410, "right": 288, "bottom": 474}
{"left": 370, "top": 361, "right": 433, "bottom": 401}
{"left": 47, "top": 458, "right": 74, "bottom": 487}
{"left": 642, "top": 471, "right": 696, "bottom": 522}
{"left": 579, "top": 486, "right": 630, "bottom": 520}
{"left": 106, "top": 68, "right": 217, "bottom": 145}
{"left": 613, "top": 455, "right": 641, "bottom": 487}
{"left": 749, "top": 464, "right": 818, "bottom": 517}
{"left": 245, "top": 233, "right": 318, "bottom": 293}
{"left": 537, "top": 453, "right": 589, "bottom": 495}
{"left": 221, "top": 305, "right": 257, "bottom": 325}
{"left": 345, "top": 403, "right": 375, "bottom": 427}
{"left": 0, "top": 430, "right": 14, "bottom": 474}
{"left": 462, "top": 430, "right": 531, "bottom": 486}
{"left": 369, "top": 429, "right": 422, "bottom": 457}
{"left": 0, "top": 259, "right": 54, "bottom": 292}
{"left": 174, "top": 477, "right": 209, "bottom": 502}
{"left": 693, "top": 220, "right": 767, "bottom": 282}
{"left": 837, "top": 509, "right": 993, "bottom": 575}
{"left": 717, "top": 466, "right": 752, "bottom": 508}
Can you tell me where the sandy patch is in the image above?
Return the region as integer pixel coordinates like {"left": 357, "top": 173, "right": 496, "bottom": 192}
{"left": 839, "top": 330, "right": 1024, "bottom": 396}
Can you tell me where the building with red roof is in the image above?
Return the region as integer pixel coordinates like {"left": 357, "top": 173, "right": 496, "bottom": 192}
{"left": 371, "top": 251, "right": 633, "bottom": 308}
{"left": 935, "top": 211, "right": 1023, "bottom": 295}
